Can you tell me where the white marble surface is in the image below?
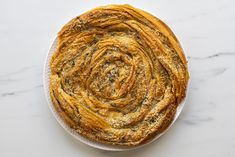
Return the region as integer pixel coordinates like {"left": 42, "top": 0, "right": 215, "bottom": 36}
{"left": 0, "top": 0, "right": 235, "bottom": 156}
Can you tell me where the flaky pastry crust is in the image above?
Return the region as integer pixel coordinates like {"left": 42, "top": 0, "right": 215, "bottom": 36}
{"left": 49, "top": 4, "right": 189, "bottom": 146}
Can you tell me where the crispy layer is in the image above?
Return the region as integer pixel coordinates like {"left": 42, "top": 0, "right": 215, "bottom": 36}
{"left": 49, "top": 4, "right": 189, "bottom": 146}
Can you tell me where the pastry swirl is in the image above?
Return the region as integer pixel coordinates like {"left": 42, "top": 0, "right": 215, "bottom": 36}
{"left": 49, "top": 4, "right": 189, "bottom": 146}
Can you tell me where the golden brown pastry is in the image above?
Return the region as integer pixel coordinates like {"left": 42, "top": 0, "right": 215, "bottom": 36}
{"left": 49, "top": 4, "right": 189, "bottom": 146}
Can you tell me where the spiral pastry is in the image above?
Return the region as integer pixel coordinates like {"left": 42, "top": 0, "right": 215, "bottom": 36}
{"left": 49, "top": 4, "right": 189, "bottom": 146}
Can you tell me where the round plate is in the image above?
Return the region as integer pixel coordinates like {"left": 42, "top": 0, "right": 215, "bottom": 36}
{"left": 43, "top": 38, "right": 189, "bottom": 151}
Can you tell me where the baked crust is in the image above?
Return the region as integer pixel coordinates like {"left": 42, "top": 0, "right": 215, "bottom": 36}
{"left": 49, "top": 4, "right": 189, "bottom": 146}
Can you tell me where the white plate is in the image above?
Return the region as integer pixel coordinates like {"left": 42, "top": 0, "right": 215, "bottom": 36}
{"left": 43, "top": 38, "right": 189, "bottom": 151}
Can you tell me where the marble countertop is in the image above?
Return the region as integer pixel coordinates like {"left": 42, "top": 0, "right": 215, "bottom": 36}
{"left": 0, "top": 0, "right": 235, "bottom": 156}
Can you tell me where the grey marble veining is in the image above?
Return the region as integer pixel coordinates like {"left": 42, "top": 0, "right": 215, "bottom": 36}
{"left": 188, "top": 52, "right": 235, "bottom": 60}
{"left": 0, "top": 0, "right": 235, "bottom": 157}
